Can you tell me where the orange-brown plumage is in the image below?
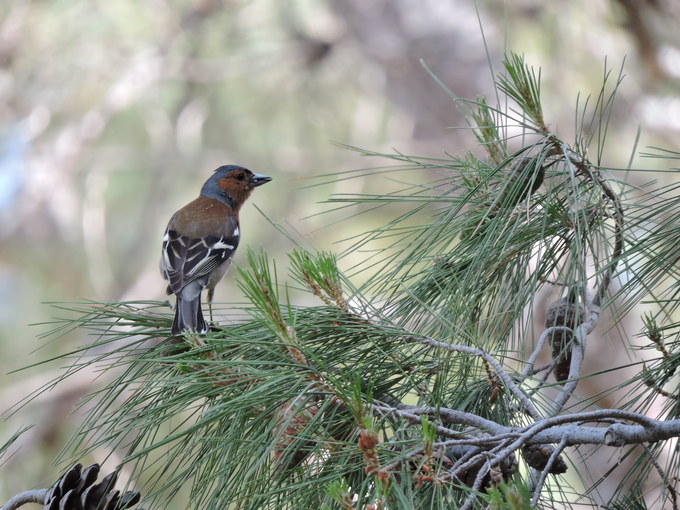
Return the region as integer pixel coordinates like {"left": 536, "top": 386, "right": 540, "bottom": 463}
{"left": 166, "top": 197, "right": 236, "bottom": 238}
{"left": 216, "top": 175, "right": 257, "bottom": 213}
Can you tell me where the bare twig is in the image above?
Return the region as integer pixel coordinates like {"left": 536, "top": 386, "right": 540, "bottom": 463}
{"left": 530, "top": 436, "right": 568, "bottom": 506}
{"left": 521, "top": 325, "right": 573, "bottom": 378}
{"left": 373, "top": 405, "right": 480, "bottom": 439}
{"left": 642, "top": 443, "right": 679, "bottom": 510}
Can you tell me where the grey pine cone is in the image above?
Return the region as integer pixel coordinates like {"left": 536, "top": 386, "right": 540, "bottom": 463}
{"left": 44, "top": 463, "right": 141, "bottom": 510}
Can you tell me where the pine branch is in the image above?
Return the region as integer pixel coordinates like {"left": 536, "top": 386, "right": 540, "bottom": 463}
{"left": 9, "top": 53, "right": 680, "bottom": 510}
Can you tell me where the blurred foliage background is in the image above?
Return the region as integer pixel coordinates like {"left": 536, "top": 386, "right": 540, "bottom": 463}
{"left": 1, "top": 0, "right": 680, "bottom": 505}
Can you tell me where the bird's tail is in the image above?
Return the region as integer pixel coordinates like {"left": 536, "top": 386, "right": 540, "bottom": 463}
{"left": 172, "top": 296, "right": 208, "bottom": 335}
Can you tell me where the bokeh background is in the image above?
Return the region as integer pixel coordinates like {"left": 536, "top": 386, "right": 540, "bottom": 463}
{"left": 1, "top": 0, "right": 679, "bottom": 506}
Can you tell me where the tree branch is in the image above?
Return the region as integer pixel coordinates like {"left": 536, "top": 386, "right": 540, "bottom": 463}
{"left": 0, "top": 489, "right": 48, "bottom": 510}
{"left": 374, "top": 403, "right": 680, "bottom": 447}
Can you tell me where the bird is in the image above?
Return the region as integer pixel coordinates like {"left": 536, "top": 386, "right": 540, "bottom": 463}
{"left": 160, "top": 165, "right": 272, "bottom": 334}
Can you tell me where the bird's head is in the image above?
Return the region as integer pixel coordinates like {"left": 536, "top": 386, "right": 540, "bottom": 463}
{"left": 201, "top": 165, "right": 272, "bottom": 209}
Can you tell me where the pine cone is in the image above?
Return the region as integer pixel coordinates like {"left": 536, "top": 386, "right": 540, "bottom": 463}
{"left": 521, "top": 444, "right": 568, "bottom": 474}
{"left": 44, "top": 463, "right": 141, "bottom": 510}
{"left": 545, "top": 296, "right": 585, "bottom": 382}
{"left": 445, "top": 445, "right": 517, "bottom": 489}
{"left": 272, "top": 400, "right": 321, "bottom": 472}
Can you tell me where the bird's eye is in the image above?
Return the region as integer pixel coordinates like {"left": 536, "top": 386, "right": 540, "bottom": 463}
{"left": 235, "top": 173, "right": 245, "bottom": 181}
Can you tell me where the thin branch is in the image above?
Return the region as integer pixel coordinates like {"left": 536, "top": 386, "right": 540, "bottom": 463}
{"left": 521, "top": 326, "right": 573, "bottom": 379}
{"left": 642, "top": 443, "right": 679, "bottom": 510}
{"left": 408, "top": 336, "right": 542, "bottom": 421}
{"left": 373, "top": 405, "right": 484, "bottom": 439}
{"left": 530, "top": 436, "right": 568, "bottom": 506}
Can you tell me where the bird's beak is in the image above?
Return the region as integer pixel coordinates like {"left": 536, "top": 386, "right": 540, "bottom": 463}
{"left": 251, "top": 173, "right": 272, "bottom": 187}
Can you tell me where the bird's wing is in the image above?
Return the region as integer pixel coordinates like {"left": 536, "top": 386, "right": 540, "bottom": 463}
{"left": 161, "top": 221, "right": 240, "bottom": 294}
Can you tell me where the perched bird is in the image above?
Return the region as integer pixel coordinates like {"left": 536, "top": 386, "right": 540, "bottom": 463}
{"left": 160, "top": 165, "right": 272, "bottom": 334}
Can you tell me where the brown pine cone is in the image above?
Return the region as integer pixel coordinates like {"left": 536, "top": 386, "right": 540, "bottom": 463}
{"left": 445, "top": 445, "right": 517, "bottom": 489}
{"left": 545, "top": 296, "right": 585, "bottom": 382}
{"left": 521, "top": 444, "right": 568, "bottom": 474}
